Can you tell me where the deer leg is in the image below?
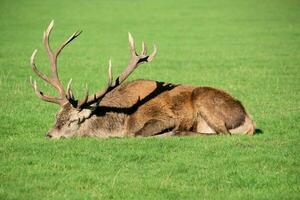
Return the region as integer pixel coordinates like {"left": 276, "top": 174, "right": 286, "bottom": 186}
{"left": 152, "top": 115, "right": 228, "bottom": 137}
{"left": 229, "top": 115, "right": 255, "bottom": 135}
{"left": 174, "top": 131, "right": 217, "bottom": 136}
{"left": 134, "top": 119, "right": 175, "bottom": 137}
{"left": 150, "top": 115, "right": 220, "bottom": 137}
{"left": 154, "top": 117, "right": 218, "bottom": 137}
{"left": 153, "top": 131, "right": 176, "bottom": 137}
{"left": 197, "top": 112, "right": 230, "bottom": 134}
{"left": 195, "top": 115, "right": 218, "bottom": 134}
{"left": 206, "top": 119, "right": 229, "bottom": 135}
{"left": 154, "top": 130, "right": 217, "bottom": 137}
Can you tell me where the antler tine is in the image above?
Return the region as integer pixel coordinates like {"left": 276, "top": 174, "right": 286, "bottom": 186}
{"left": 141, "top": 41, "right": 147, "bottom": 56}
{"left": 56, "top": 30, "right": 82, "bottom": 57}
{"left": 147, "top": 44, "right": 157, "bottom": 62}
{"left": 82, "top": 83, "right": 89, "bottom": 104}
{"left": 66, "top": 78, "right": 74, "bottom": 100}
{"left": 31, "top": 49, "right": 53, "bottom": 85}
{"left": 128, "top": 32, "right": 137, "bottom": 56}
{"left": 77, "top": 84, "right": 90, "bottom": 108}
{"left": 43, "top": 20, "right": 54, "bottom": 61}
{"left": 108, "top": 59, "right": 113, "bottom": 86}
{"left": 29, "top": 76, "right": 62, "bottom": 105}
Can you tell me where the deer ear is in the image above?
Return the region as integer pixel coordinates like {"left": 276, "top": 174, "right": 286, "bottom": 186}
{"left": 78, "top": 109, "right": 92, "bottom": 121}
{"left": 69, "top": 109, "right": 92, "bottom": 124}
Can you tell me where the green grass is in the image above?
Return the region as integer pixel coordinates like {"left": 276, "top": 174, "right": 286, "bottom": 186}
{"left": 1, "top": 0, "right": 299, "bottom": 199}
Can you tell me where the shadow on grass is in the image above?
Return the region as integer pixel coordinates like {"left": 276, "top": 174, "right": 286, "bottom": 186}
{"left": 254, "top": 128, "right": 263, "bottom": 135}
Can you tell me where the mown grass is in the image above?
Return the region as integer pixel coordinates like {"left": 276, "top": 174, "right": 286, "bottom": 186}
{"left": 0, "top": 0, "right": 299, "bottom": 199}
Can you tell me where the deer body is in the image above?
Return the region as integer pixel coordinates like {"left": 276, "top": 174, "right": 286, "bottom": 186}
{"left": 47, "top": 80, "right": 255, "bottom": 139}
{"left": 30, "top": 21, "right": 255, "bottom": 139}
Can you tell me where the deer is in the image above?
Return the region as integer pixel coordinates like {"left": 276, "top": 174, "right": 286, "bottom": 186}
{"left": 29, "top": 21, "right": 256, "bottom": 139}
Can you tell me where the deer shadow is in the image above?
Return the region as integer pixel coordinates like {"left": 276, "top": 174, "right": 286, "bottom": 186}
{"left": 92, "top": 81, "right": 178, "bottom": 116}
{"left": 254, "top": 128, "right": 263, "bottom": 135}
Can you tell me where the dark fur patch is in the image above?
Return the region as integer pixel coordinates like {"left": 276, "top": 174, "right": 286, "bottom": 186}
{"left": 55, "top": 103, "right": 73, "bottom": 129}
{"left": 192, "top": 86, "right": 247, "bottom": 131}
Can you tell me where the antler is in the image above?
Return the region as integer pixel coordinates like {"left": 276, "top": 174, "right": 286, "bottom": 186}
{"left": 30, "top": 20, "right": 81, "bottom": 105}
{"left": 74, "top": 32, "right": 157, "bottom": 108}
{"left": 30, "top": 21, "right": 157, "bottom": 109}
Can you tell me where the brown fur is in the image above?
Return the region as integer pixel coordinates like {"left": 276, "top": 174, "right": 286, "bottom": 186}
{"left": 46, "top": 79, "right": 255, "bottom": 139}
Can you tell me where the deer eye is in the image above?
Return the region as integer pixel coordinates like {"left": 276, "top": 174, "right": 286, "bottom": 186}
{"left": 68, "top": 119, "right": 79, "bottom": 127}
{"left": 55, "top": 121, "right": 65, "bottom": 129}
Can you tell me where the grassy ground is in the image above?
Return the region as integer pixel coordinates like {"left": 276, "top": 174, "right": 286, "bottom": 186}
{"left": 1, "top": 0, "right": 299, "bottom": 199}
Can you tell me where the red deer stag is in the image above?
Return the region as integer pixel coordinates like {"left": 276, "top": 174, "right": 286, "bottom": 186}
{"left": 29, "top": 21, "right": 256, "bottom": 139}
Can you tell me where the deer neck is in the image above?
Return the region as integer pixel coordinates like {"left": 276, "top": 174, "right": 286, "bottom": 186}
{"left": 77, "top": 111, "right": 128, "bottom": 138}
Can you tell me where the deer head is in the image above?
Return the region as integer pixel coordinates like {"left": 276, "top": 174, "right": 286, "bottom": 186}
{"left": 30, "top": 20, "right": 157, "bottom": 139}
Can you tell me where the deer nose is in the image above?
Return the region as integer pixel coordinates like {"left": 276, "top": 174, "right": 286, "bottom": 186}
{"left": 45, "top": 133, "right": 52, "bottom": 139}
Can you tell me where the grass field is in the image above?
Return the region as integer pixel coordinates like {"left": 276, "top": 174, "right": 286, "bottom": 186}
{"left": 1, "top": 0, "right": 300, "bottom": 199}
